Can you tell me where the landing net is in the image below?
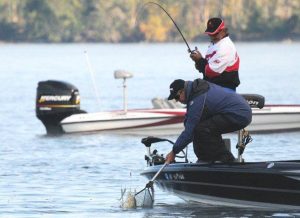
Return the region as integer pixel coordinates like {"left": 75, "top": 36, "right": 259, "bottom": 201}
{"left": 134, "top": 186, "right": 154, "bottom": 208}
{"left": 120, "top": 186, "right": 154, "bottom": 208}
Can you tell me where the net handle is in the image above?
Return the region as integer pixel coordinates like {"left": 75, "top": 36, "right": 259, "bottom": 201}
{"left": 135, "top": 162, "right": 168, "bottom": 197}
{"left": 151, "top": 162, "right": 168, "bottom": 182}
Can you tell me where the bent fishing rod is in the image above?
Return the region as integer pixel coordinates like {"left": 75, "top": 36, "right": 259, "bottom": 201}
{"left": 142, "top": 2, "right": 196, "bottom": 53}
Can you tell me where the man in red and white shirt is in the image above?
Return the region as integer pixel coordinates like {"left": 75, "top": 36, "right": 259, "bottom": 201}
{"left": 190, "top": 17, "right": 240, "bottom": 91}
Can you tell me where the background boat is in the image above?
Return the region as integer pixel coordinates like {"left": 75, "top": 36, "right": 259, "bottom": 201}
{"left": 36, "top": 78, "right": 300, "bottom": 135}
{"left": 58, "top": 105, "right": 300, "bottom": 135}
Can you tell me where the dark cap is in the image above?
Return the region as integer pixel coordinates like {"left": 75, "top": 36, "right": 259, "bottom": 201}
{"left": 167, "top": 79, "right": 185, "bottom": 100}
{"left": 204, "top": 17, "right": 225, "bottom": 35}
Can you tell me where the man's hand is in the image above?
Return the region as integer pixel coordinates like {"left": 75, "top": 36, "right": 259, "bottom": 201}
{"left": 165, "top": 151, "right": 176, "bottom": 164}
{"left": 190, "top": 48, "right": 202, "bottom": 62}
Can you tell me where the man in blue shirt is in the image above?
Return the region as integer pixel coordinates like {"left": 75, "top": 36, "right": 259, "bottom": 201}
{"left": 165, "top": 79, "right": 252, "bottom": 163}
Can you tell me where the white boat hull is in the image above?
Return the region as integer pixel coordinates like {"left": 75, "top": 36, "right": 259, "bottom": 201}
{"left": 61, "top": 109, "right": 185, "bottom": 135}
{"left": 249, "top": 106, "right": 300, "bottom": 132}
{"left": 60, "top": 105, "right": 300, "bottom": 135}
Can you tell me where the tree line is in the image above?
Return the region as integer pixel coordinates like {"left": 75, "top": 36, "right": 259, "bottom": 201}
{"left": 0, "top": 0, "right": 299, "bottom": 43}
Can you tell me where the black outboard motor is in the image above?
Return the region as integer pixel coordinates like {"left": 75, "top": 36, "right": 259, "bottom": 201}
{"left": 36, "top": 80, "right": 86, "bottom": 134}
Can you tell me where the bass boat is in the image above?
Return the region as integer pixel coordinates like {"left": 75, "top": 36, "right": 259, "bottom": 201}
{"left": 140, "top": 123, "right": 300, "bottom": 209}
{"left": 35, "top": 71, "right": 300, "bottom": 135}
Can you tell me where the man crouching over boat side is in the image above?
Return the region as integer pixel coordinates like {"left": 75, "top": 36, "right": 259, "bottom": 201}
{"left": 165, "top": 79, "right": 252, "bottom": 164}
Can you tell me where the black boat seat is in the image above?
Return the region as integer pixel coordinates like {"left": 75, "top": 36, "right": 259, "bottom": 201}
{"left": 241, "top": 94, "right": 265, "bottom": 109}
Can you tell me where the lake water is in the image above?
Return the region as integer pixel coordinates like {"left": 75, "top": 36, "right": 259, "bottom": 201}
{"left": 0, "top": 42, "right": 300, "bottom": 217}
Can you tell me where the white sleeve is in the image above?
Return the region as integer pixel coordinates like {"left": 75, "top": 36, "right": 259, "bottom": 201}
{"left": 208, "top": 47, "right": 233, "bottom": 74}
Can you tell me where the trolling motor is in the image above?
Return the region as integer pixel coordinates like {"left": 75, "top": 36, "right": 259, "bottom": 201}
{"left": 142, "top": 137, "right": 168, "bottom": 166}
{"left": 144, "top": 149, "right": 165, "bottom": 166}
{"left": 142, "top": 136, "right": 188, "bottom": 166}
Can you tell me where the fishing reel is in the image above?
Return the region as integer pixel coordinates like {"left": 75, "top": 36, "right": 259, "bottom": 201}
{"left": 189, "top": 46, "right": 198, "bottom": 54}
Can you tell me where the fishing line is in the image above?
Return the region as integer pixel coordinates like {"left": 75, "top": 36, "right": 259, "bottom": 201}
{"left": 84, "top": 50, "right": 101, "bottom": 109}
{"left": 136, "top": 1, "right": 194, "bottom": 53}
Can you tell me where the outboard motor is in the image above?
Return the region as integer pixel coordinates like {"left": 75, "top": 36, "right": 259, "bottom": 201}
{"left": 36, "top": 80, "right": 86, "bottom": 134}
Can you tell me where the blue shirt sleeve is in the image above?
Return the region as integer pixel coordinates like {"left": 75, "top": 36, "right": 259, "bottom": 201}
{"left": 172, "top": 94, "right": 206, "bottom": 154}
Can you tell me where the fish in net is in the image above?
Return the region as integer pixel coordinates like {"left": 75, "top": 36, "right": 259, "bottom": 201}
{"left": 120, "top": 184, "right": 154, "bottom": 208}
{"left": 120, "top": 163, "right": 167, "bottom": 209}
{"left": 120, "top": 188, "right": 137, "bottom": 209}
